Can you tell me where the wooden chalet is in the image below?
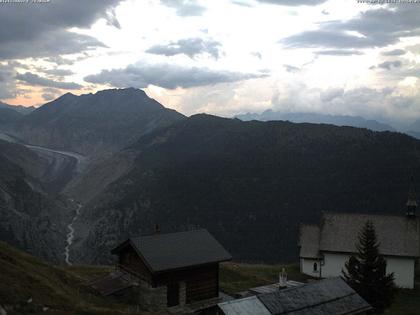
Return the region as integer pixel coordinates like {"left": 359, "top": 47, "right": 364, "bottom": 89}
{"left": 110, "top": 229, "right": 232, "bottom": 309}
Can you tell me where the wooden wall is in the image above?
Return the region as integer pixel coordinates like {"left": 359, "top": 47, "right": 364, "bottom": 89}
{"left": 154, "top": 264, "right": 219, "bottom": 303}
{"left": 118, "top": 247, "right": 152, "bottom": 282}
{"left": 117, "top": 245, "right": 220, "bottom": 304}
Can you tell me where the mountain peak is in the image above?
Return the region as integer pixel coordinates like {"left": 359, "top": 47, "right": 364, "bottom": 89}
{"left": 94, "top": 87, "right": 147, "bottom": 96}
{"left": 56, "top": 92, "right": 76, "bottom": 101}
{"left": 16, "top": 87, "right": 185, "bottom": 155}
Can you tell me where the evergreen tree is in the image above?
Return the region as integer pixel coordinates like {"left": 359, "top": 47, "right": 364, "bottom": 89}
{"left": 342, "top": 220, "right": 396, "bottom": 314}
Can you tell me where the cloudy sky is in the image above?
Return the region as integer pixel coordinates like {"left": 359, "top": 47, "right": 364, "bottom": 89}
{"left": 1, "top": 0, "right": 420, "bottom": 126}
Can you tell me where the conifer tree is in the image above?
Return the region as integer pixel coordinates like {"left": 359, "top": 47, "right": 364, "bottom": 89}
{"left": 342, "top": 220, "right": 396, "bottom": 314}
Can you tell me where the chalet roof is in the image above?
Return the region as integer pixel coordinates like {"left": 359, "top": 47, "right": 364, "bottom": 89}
{"left": 319, "top": 212, "right": 420, "bottom": 257}
{"left": 299, "top": 225, "right": 321, "bottom": 259}
{"left": 112, "top": 229, "right": 232, "bottom": 273}
{"left": 219, "top": 296, "right": 272, "bottom": 315}
{"left": 248, "top": 281, "right": 303, "bottom": 295}
{"left": 257, "top": 278, "right": 371, "bottom": 315}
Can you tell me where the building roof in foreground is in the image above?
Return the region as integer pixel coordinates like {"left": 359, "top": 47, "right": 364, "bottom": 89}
{"left": 111, "top": 229, "right": 232, "bottom": 273}
{"left": 300, "top": 212, "right": 420, "bottom": 258}
{"left": 258, "top": 278, "right": 371, "bottom": 315}
{"left": 248, "top": 281, "right": 304, "bottom": 295}
{"left": 219, "top": 278, "right": 371, "bottom": 315}
{"left": 219, "top": 296, "right": 271, "bottom": 315}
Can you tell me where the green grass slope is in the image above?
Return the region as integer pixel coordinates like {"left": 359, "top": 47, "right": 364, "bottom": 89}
{"left": 1, "top": 240, "right": 418, "bottom": 314}
{"left": 0, "top": 241, "right": 160, "bottom": 314}
{"left": 219, "top": 263, "right": 311, "bottom": 295}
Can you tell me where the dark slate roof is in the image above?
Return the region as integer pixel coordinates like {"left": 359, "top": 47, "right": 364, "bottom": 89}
{"left": 298, "top": 225, "right": 321, "bottom": 259}
{"left": 219, "top": 296, "right": 272, "bottom": 315}
{"left": 257, "top": 278, "right": 372, "bottom": 315}
{"left": 319, "top": 212, "right": 420, "bottom": 257}
{"left": 114, "top": 229, "right": 232, "bottom": 273}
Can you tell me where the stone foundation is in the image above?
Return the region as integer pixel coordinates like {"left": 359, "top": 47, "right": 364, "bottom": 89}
{"left": 180, "top": 281, "right": 186, "bottom": 306}
{"left": 139, "top": 281, "right": 167, "bottom": 310}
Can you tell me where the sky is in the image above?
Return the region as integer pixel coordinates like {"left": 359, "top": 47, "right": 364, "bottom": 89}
{"left": 1, "top": 0, "right": 420, "bottom": 126}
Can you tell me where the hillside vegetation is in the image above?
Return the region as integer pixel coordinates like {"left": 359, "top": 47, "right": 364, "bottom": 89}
{"left": 3, "top": 89, "right": 420, "bottom": 268}
{"left": 1, "top": 241, "right": 418, "bottom": 314}
{"left": 0, "top": 140, "right": 71, "bottom": 263}
{"left": 75, "top": 114, "right": 420, "bottom": 263}
{"left": 0, "top": 241, "right": 161, "bottom": 315}
{"left": 12, "top": 88, "right": 184, "bottom": 156}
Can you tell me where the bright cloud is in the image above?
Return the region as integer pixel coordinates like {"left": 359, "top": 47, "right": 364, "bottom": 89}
{"left": 0, "top": 0, "right": 419, "bottom": 126}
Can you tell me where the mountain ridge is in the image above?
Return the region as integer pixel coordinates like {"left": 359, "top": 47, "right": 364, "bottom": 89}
{"left": 10, "top": 88, "right": 186, "bottom": 156}
{"left": 0, "top": 101, "right": 35, "bottom": 115}
{"left": 72, "top": 114, "right": 420, "bottom": 264}
{"left": 236, "top": 110, "right": 395, "bottom": 132}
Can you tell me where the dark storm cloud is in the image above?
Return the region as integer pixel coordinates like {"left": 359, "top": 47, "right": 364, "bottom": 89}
{"left": 16, "top": 72, "right": 82, "bottom": 90}
{"left": 41, "top": 87, "right": 62, "bottom": 101}
{"left": 257, "top": 0, "right": 327, "bottom": 5}
{"left": 315, "top": 50, "right": 364, "bottom": 56}
{"left": 42, "top": 87, "right": 61, "bottom": 94}
{"left": 160, "top": 0, "right": 205, "bottom": 16}
{"left": 376, "top": 60, "right": 402, "bottom": 70}
{"left": 42, "top": 69, "right": 75, "bottom": 77}
{"left": 0, "top": 64, "right": 17, "bottom": 99}
{"left": 44, "top": 56, "right": 75, "bottom": 66}
{"left": 84, "top": 62, "right": 267, "bottom": 89}
{"left": 42, "top": 93, "right": 58, "bottom": 101}
{"left": 1, "top": 30, "right": 106, "bottom": 60}
{"left": 0, "top": 0, "right": 122, "bottom": 59}
{"left": 146, "top": 38, "right": 222, "bottom": 59}
{"left": 382, "top": 49, "right": 406, "bottom": 56}
{"left": 282, "top": 6, "right": 420, "bottom": 50}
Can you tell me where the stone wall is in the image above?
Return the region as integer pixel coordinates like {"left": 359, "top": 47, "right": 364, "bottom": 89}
{"left": 139, "top": 281, "right": 167, "bottom": 309}
{"left": 180, "top": 281, "right": 186, "bottom": 306}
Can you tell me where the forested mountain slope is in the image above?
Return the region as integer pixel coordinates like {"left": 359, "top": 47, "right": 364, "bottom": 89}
{"left": 74, "top": 115, "right": 420, "bottom": 263}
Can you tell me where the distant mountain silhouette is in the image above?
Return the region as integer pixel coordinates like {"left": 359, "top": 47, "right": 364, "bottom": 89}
{"left": 405, "top": 120, "right": 420, "bottom": 140}
{"left": 0, "top": 107, "right": 23, "bottom": 127}
{"left": 12, "top": 88, "right": 185, "bottom": 156}
{"left": 236, "top": 110, "right": 395, "bottom": 132}
{"left": 0, "top": 101, "right": 35, "bottom": 115}
{"left": 73, "top": 114, "right": 420, "bottom": 264}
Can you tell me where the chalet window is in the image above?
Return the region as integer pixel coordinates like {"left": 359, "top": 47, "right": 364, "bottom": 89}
{"left": 313, "top": 262, "right": 318, "bottom": 272}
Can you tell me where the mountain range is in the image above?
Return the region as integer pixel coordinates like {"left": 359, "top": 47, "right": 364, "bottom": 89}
{"left": 71, "top": 114, "right": 420, "bottom": 263}
{"left": 1, "top": 88, "right": 420, "bottom": 265}
{"left": 236, "top": 110, "right": 395, "bottom": 132}
{"left": 0, "top": 107, "right": 23, "bottom": 126}
{"left": 10, "top": 88, "right": 185, "bottom": 156}
{"left": 0, "top": 101, "right": 35, "bottom": 115}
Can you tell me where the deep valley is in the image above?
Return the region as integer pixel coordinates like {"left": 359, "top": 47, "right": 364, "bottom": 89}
{"left": 1, "top": 88, "right": 420, "bottom": 266}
